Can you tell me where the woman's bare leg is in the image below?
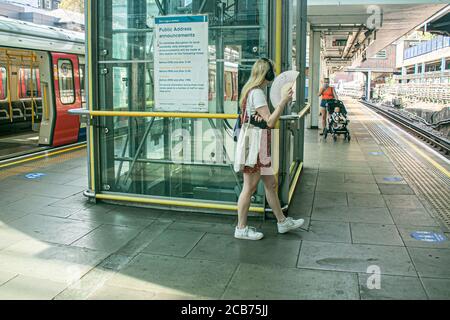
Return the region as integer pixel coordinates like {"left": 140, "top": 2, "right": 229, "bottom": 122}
{"left": 237, "top": 171, "right": 261, "bottom": 229}
{"left": 261, "top": 174, "right": 286, "bottom": 223}
{"left": 321, "top": 108, "right": 327, "bottom": 130}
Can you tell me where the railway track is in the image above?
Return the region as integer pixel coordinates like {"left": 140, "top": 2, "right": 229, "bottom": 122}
{"left": 360, "top": 100, "right": 450, "bottom": 158}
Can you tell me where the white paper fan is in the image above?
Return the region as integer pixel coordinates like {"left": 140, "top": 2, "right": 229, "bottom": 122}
{"left": 270, "top": 70, "right": 300, "bottom": 107}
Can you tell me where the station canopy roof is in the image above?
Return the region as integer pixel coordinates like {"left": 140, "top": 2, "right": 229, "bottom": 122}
{"left": 300, "top": 0, "right": 448, "bottom": 69}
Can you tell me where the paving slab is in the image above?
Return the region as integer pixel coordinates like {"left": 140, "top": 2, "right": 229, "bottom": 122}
{"left": 49, "top": 193, "right": 93, "bottom": 210}
{"left": 34, "top": 206, "right": 82, "bottom": 219}
{"left": 313, "top": 192, "right": 348, "bottom": 208}
{"left": 106, "top": 253, "right": 237, "bottom": 299}
{"left": 421, "top": 278, "right": 450, "bottom": 300}
{"left": 347, "top": 193, "right": 386, "bottom": 208}
{"left": 71, "top": 224, "right": 142, "bottom": 253}
{"left": 377, "top": 184, "right": 416, "bottom": 195}
{"left": 0, "top": 275, "right": 67, "bottom": 300}
{"left": 296, "top": 220, "right": 351, "bottom": 244}
{"left": 222, "top": 263, "right": 359, "bottom": 300}
{"left": 344, "top": 174, "right": 376, "bottom": 184}
{"left": 168, "top": 221, "right": 235, "bottom": 235}
{"left": 88, "top": 284, "right": 196, "bottom": 300}
{"left": 312, "top": 206, "right": 394, "bottom": 224}
{"left": 351, "top": 223, "right": 403, "bottom": 246}
{"left": 408, "top": 247, "right": 450, "bottom": 279}
{"left": 389, "top": 208, "right": 439, "bottom": 227}
{"left": 297, "top": 241, "right": 416, "bottom": 276}
{"left": 8, "top": 214, "right": 101, "bottom": 246}
{"left": 0, "top": 240, "right": 109, "bottom": 283}
{"left": 116, "top": 220, "right": 173, "bottom": 256}
{"left": 187, "top": 233, "right": 301, "bottom": 268}
{"left": 68, "top": 208, "right": 155, "bottom": 228}
{"left": 3, "top": 195, "right": 60, "bottom": 213}
{"left": 143, "top": 229, "right": 205, "bottom": 257}
{"left": 358, "top": 274, "right": 427, "bottom": 300}
{"left": 316, "top": 182, "right": 380, "bottom": 194}
{"left": 317, "top": 172, "right": 345, "bottom": 184}
{"left": 383, "top": 195, "right": 425, "bottom": 210}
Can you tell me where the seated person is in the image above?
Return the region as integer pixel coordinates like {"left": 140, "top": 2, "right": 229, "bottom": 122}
{"left": 330, "top": 106, "right": 348, "bottom": 129}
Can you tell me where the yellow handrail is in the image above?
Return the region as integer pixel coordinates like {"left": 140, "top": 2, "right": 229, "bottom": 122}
{"left": 89, "top": 110, "right": 239, "bottom": 119}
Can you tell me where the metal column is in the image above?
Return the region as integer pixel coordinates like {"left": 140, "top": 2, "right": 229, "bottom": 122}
{"left": 308, "top": 30, "right": 321, "bottom": 129}
{"left": 296, "top": 0, "right": 307, "bottom": 162}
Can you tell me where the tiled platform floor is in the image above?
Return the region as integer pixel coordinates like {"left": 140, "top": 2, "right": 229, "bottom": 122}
{"left": 0, "top": 100, "right": 449, "bottom": 300}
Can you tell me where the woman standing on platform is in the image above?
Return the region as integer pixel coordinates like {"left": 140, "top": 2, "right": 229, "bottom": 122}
{"left": 318, "top": 77, "right": 337, "bottom": 134}
{"left": 234, "top": 58, "right": 305, "bottom": 241}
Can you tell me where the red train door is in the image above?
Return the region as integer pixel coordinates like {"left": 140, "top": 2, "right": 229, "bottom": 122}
{"left": 51, "top": 53, "right": 81, "bottom": 146}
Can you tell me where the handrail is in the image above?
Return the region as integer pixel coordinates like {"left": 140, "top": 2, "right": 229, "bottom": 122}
{"left": 68, "top": 108, "right": 239, "bottom": 119}
{"left": 70, "top": 104, "right": 311, "bottom": 120}
{"left": 279, "top": 103, "right": 311, "bottom": 120}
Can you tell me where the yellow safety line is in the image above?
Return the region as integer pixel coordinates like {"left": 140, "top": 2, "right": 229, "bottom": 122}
{"left": 288, "top": 162, "right": 303, "bottom": 204}
{"left": 95, "top": 193, "right": 265, "bottom": 213}
{"left": 395, "top": 133, "right": 450, "bottom": 179}
{"left": 0, "top": 144, "right": 86, "bottom": 169}
{"left": 89, "top": 110, "right": 238, "bottom": 119}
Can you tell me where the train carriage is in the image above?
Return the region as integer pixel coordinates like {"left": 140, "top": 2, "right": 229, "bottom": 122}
{"left": 0, "top": 16, "right": 85, "bottom": 159}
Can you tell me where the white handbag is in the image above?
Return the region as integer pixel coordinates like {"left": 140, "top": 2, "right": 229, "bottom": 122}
{"left": 234, "top": 118, "right": 262, "bottom": 173}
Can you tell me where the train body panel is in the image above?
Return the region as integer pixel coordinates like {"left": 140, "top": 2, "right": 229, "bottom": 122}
{"left": 51, "top": 52, "right": 81, "bottom": 147}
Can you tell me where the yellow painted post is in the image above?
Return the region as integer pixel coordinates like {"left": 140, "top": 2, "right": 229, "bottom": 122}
{"left": 273, "top": 0, "right": 283, "bottom": 184}
{"left": 87, "top": 0, "right": 95, "bottom": 191}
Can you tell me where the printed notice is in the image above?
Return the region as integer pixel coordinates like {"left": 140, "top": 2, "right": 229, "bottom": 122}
{"left": 154, "top": 15, "right": 209, "bottom": 112}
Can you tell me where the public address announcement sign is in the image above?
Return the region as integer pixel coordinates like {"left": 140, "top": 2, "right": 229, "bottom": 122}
{"left": 154, "top": 15, "right": 209, "bottom": 112}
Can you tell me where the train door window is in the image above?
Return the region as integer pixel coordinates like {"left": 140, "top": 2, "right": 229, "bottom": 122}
{"left": 58, "top": 59, "right": 75, "bottom": 104}
{"left": 0, "top": 67, "right": 6, "bottom": 100}
{"left": 79, "top": 64, "right": 86, "bottom": 103}
{"left": 224, "top": 71, "right": 232, "bottom": 100}
{"left": 18, "top": 68, "right": 41, "bottom": 99}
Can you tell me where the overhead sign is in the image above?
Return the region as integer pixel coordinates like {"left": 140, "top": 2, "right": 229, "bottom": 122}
{"left": 154, "top": 15, "right": 209, "bottom": 112}
{"left": 411, "top": 231, "right": 447, "bottom": 243}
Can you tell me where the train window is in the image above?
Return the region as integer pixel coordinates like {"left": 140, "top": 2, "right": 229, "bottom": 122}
{"left": 79, "top": 64, "right": 86, "bottom": 103}
{"left": 224, "top": 72, "right": 232, "bottom": 100}
{"left": 58, "top": 59, "right": 75, "bottom": 104}
{"left": 0, "top": 67, "right": 6, "bottom": 100}
{"left": 19, "top": 68, "right": 41, "bottom": 99}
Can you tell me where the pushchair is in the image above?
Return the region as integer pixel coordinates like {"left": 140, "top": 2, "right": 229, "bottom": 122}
{"left": 323, "top": 99, "right": 351, "bottom": 142}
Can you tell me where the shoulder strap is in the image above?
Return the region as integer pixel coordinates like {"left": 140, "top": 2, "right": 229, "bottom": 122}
{"left": 240, "top": 89, "right": 252, "bottom": 124}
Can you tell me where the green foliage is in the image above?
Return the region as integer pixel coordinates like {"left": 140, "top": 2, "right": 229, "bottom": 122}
{"left": 59, "top": 0, "right": 84, "bottom": 13}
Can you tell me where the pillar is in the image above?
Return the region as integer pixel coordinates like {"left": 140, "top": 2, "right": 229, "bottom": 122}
{"left": 308, "top": 30, "right": 321, "bottom": 129}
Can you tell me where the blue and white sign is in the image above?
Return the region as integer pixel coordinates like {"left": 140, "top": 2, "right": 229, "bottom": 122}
{"left": 383, "top": 176, "right": 403, "bottom": 182}
{"left": 369, "top": 152, "right": 383, "bottom": 156}
{"left": 25, "top": 173, "right": 46, "bottom": 179}
{"left": 154, "top": 15, "right": 209, "bottom": 112}
{"left": 410, "top": 231, "right": 447, "bottom": 243}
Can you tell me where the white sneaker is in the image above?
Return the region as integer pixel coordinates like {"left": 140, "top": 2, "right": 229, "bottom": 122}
{"left": 234, "top": 226, "right": 264, "bottom": 240}
{"left": 277, "top": 217, "right": 305, "bottom": 234}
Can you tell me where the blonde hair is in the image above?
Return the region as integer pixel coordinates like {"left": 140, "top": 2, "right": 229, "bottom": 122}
{"left": 239, "top": 59, "right": 272, "bottom": 109}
